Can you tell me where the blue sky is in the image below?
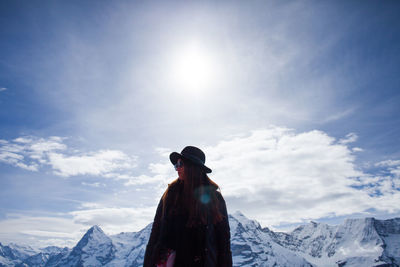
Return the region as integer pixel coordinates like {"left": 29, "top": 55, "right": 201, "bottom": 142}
{"left": 1, "top": 0, "right": 400, "bottom": 247}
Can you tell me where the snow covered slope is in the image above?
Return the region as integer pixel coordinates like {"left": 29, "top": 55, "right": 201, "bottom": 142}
{"left": 16, "top": 247, "right": 69, "bottom": 267}
{"left": 272, "top": 217, "right": 400, "bottom": 266}
{"left": 230, "top": 211, "right": 313, "bottom": 266}
{"left": 106, "top": 223, "right": 151, "bottom": 267}
{"left": 0, "top": 243, "right": 39, "bottom": 267}
{"left": 374, "top": 218, "right": 400, "bottom": 265}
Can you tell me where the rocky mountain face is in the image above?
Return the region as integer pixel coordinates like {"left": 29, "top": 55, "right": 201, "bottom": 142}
{"left": 49, "top": 225, "right": 115, "bottom": 267}
{"left": 271, "top": 217, "right": 400, "bottom": 266}
{"left": 0, "top": 243, "right": 68, "bottom": 267}
{"left": 1, "top": 214, "right": 399, "bottom": 267}
{"left": 229, "top": 211, "right": 312, "bottom": 267}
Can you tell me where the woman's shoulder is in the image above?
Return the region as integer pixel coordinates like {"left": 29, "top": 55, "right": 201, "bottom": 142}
{"left": 161, "top": 178, "right": 180, "bottom": 199}
{"left": 215, "top": 190, "right": 225, "bottom": 201}
{"left": 164, "top": 178, "right": 182, "bottom": 196}
{"left": 167, "top": 178, "right": 180, "bottom": 187}
{"left": 164, "top": 178, "right": 181, "bottom": 191}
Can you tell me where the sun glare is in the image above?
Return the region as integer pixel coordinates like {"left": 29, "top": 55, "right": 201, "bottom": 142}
{"left": 170, "top": 42, "right": 219, "bottom": 93}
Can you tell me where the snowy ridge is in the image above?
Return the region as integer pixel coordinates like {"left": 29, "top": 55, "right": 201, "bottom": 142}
{"left": 1, "top": 214, "right": 399, "bottom": 266}
{"left": 0, "top": 243, "right": 39, "bottom": 267}
{"left": 106, "top": 223, "right": 152, "bottom": 267}
{"left": 272, "top": 217, "right": 400, "bottom": 266}
{"left": 230, "top": 211, "right": 312, "bottom": 267}
{"left": 374, "top": 218, "right": 400, "bottom": 265}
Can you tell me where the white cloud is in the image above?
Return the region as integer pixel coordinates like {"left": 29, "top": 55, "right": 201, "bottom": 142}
{"left": 0, "top": 136, "right": 137, "bottom": 179}
{"left": 0, "top": 213, "right": 85, "bottom": 248}
{"left": 0, "top": 151, "right": 24, "bottom": 163}
{"left": 15, "top": 161, "right": 39, "bottom": 171}
{"left": 154, "top": 147, "right": 172, "bottom": 158}
{"left": 79, "top": 202, "right": 104, "bottom": 209}
{"left": 129, "top": 127, "right": 399, "bottom": 229}
{"left": 123, "top": 174, "right": 165, "bottom": 186}
{"left": 392, "top": 169, "right": 400, "bottom": 179}
{"left": 338, "top": 132, "right": 358, "bottom": 145}
{"left": 13, "top": 137, "right": 33, "bottom": 143}
{"left": 0, "top": 136, "right": 66, "bottom": 171}
{"left": 69, "top": 206, "right": 154, "bottom": 235}
{"left": 193, "top": 126, "right": 400, "bottom": 227}
{"left": 322, "top": 108, "right": 355, "bottom": 123}
{"left": 122, "top": 153, "right": 176, "bottom": 189}
{"left": 0, "top": 203, "right": 157, "bottom": 248}
{"left": 376, "top": 160, "right": 400, "bottom": 179}
{"left": 29, "top": 136, "right": 67, "bottom": 154}
{"left": 81, "top": 182, "right": 106, "bottom": 187}
{"left": 0, "top": 87, "right": 6, "bottom": 92}
{"left": 376, "top": 160, "right": 400, "bottom": 167}
{"left": 48, "top": 150, "right": 136, "bottom": 177}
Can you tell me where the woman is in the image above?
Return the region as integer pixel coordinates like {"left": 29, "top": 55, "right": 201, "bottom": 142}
{"left": 143, "top": 146, "right": 232, "bottom": 267}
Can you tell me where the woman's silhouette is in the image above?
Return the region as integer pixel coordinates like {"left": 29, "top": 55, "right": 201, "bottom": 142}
{"left": 143, "top": 146, "right": 232, "bottom": 267}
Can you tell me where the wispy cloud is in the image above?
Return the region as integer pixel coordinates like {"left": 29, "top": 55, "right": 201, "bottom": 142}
{"left": 322, "top": 108, "right": 356, "bottom": 123}
{"left": 81, "top": 182, "right": 106, "bottom": 188}
{"left": 376, "top": 159, "right": 400, "bottom": 167}
{"left": 0, "top": 213, "right": 84, "bottom": 248}
{"left": 70, "top": 205, "right": 154, "bottom": 234}
{"left": 376, "top": 160, "right": 400, "bottom": 179}
{"left": 0, "top": 203, "right": 156, "bottom": 248}
{"left": 0, "top": 87, "right": 6, "bottom": 92}
{"left": 0, "top": 136, "right": 137, "bottom": 179}
{"left": 48, "top": 150, "right": 136, "bottom": 177}
{"left": 123, "top": 174, "right": 165, "bottom": 186}
{"left": 338, "top": 132, "right": 358, "bottom": 145}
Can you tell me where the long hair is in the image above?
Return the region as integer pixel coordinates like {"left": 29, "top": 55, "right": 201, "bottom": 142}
{"left": 161, "top": 158, "right": 224, "bottom": 226}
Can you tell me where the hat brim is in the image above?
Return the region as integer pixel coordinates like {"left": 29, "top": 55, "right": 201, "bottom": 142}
{"left": 170, "top": 152, "right": 212, "bottom": 173}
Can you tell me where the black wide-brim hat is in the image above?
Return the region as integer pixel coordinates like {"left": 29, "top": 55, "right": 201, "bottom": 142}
{"left": 170, "top": 146, "right": 212, "bottom": 173}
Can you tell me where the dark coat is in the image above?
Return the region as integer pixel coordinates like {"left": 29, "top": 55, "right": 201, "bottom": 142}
{"left": 143, "top": 179, "right": 232, "bottom": 267}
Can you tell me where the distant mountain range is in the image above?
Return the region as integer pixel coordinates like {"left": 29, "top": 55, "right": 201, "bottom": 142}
{"left": 1, "top": 212, "right": 399, "bottom": 266}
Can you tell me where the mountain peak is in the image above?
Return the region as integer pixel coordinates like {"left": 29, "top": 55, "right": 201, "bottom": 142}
{"left": 230, "top": 210, "right": 261, "bottom": 232}
{"left": 57, "top": 225, "right": 115, "bottom": 266}
{"left": 72, "top": 225, "right": 111, "bottom": 253}
{"left": 88, "top": 225, "right": 104, "bottom": 233}
{"left": 232, "top": 210, "right": 253, "bottom": 223}
{"left": 233, "top": 210, "right": 245, "bottom": 217}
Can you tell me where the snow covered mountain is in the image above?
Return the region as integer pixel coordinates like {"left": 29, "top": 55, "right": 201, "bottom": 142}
{"left": 53, "top": 225, "right": 115, "bottom": 266}
{"left": 0, "top": 243, "right": 67, "bottom": 267}
{"left": 229, "top": 211, "right": 313, "bottom": 266}
{"left": 1, "top": 214, "right": 399, "bottom": 267}
{"left": 271, "top": 217, "right": 400, "bottom": 266}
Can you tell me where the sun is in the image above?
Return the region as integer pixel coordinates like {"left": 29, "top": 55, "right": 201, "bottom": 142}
{"left": 169, "top": 42, "right": 219, "bottom": 93}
